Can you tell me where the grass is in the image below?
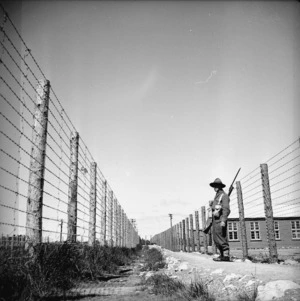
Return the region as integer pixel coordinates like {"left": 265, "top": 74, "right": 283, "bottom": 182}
{"left": 142, "top": 246, "right": 166, "bottom": 271}
{"left": 144, "top": 273, "right": 259, "bottom": 301}
{"left": 0, "top": 242, "right": 139, "bottom": 301}
{"left": 145, "top": 274, "right": 215, "bottom": 301}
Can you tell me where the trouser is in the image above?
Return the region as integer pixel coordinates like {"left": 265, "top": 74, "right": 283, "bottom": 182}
{"left": 212, "top": 219, "right": 229, "bottom": 255}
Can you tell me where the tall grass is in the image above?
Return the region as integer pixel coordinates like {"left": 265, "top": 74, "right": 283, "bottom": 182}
{"left": 145, "top": 274, "right": 215, "bottom": 301}
{"left": 142, "top": 246, "right": 166, "bottom": 271}
{"left": 0, "top": 242, "right": 138, "bottom": 301}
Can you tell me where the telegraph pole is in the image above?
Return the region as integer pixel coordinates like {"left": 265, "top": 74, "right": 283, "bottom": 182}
{"left": 169, "top": 214, "right": 173, "bottom": 251}
{"left": 60, "top": 219, "right": 63, "bottom": 242}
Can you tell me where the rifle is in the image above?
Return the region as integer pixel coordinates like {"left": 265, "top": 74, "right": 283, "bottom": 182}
{"left": 228, "top": 168, "right": 241, "bottom": 197}
{"left": 203, "top": 168, "right": 241, "bottom": 234}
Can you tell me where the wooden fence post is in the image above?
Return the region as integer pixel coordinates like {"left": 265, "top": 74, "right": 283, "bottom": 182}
{"left": 176, "top": 224, "right": 180, "bottom": 251}
{"left": 103, "top": 180, "right": 107, "bottom": 245}
{"left": 67, "top": 131, "right": 79, "bottom": 242}
{"left": 123, "top": 214, "right": 126, "bottom": 248}
{"left": 122, "top": 209, "right": 125, "bottom": 247}
{"left": 26, "top": 79, "right": 50, "bottom": 244}
{"left": 118, "top": 204, "right": 121, "bottom": 246}
{"left": 179, "top": 221, "right": 183, "bottom": 251}
{"left": 195, "top": 211, "right": 201, "bottom": 252}
{"left": 185, "top": 217, "right": 190, "bottom": 252}
{"left": 114, "top": 199, "right": 118, "bottom": 247}
{"left": 260, "top": 164, "right": 278, "bottom": 263}
{"left": 201, "top": 206, "right": 208, "bottom": 254}
{"left": 110, "top": 191, "right": 114, "bottom": 247}
{"left": 88, "top": 162, "right": 97, "bottom": 245}
{"left": 236, "top": 181, "right": 248, "bottom": 259}
{"left": 189, "top": 214, "right": 195, "bottom": 252}
{"left": 182, "top": 219, "right": 186, "bottom": 252}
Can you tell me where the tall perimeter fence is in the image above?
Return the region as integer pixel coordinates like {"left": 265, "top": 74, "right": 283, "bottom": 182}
{"left": 151, "top": 139, "right": 300, "bottom": 263}
{"left": 0, "top": 4, "right": 139, "bottom": 247}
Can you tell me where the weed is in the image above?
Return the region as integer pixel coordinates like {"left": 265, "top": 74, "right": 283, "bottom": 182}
{"left": 0, "top": 242, "right": 138, "bottom": 301}
{"left": 145, "top": 273, "right": 216, "bottom": 301}
{"left": 142, "top": 247, "right": 166, "bottom": 271}
{"left": 146, "top": 274, "right": 185, "bottom": 296}
{"left": 236, "top": 287, "right": 258, "bottom": 301}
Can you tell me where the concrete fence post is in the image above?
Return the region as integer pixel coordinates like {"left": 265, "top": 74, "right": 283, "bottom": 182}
{"left": 67, "top": 131, "right": 79, "bottom": 242}
{"left": 189, "top": 214, "right": 195, "bottom": 252}
{"left": 88, "top": 162, "right": 97, "bottom": 245}
{"left": 26, "top": 79, "right": 50, "bottom": 244}
{"left": 185, "top": 217, "right": 190, "bottom": 252}
{"left": 236, "top": 181, "right": 248, "bottom": 259}
{"left": 201, "top": 206, "right": 208, "bottom": 254}
{"left": 260, "top": 164, "right": 278, "bottom": 263}
{"left": 195, "top": 211, "right": 201, "bottom": 252}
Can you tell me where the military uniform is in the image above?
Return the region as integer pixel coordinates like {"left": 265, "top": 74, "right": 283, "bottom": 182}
{"left": 211, "top": 189, "right": 230, "bottom": 255}
{"left": 209, "top": 178, "right": 231, "bottom": 261}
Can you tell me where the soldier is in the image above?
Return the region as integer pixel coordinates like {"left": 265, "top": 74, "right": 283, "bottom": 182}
{"left": 209, "top": 178, "right": 231, "bottom": 261}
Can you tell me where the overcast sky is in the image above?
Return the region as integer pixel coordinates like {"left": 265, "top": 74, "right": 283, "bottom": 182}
{"left": 2, "top": 0, "right": 300, "bottom": 238}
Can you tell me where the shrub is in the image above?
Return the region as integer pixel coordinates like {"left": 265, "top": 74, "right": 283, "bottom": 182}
{"left": 142, "top": 247, "right": 165, "bottom": 271}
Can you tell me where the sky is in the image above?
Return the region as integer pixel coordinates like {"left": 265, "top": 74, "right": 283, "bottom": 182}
{"left": 1, "top": 0, "right": 300, "bottom": 239}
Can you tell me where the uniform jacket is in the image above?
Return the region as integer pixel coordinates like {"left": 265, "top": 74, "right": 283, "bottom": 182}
{"left": 212, "top": 189, "right": 230, "bottom": 223}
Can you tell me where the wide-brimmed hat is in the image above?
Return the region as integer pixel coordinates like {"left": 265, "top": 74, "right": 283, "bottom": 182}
{"left": 210, "top": 178, "right": 226, "bottom": 188}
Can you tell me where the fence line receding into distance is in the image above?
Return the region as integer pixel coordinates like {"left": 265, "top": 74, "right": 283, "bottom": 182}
{"left": 0, "top": 4, "right": 139, "bottom": 248}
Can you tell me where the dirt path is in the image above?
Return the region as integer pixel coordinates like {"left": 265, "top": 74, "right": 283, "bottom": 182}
{"left": 64, "top": 248, "right": 300, "bottom": 301}
{"left": 65, "top": 259, "right": 173, "bottom": 301}
{"left": 164, "top": 250, "right": 300, "bottom": 285}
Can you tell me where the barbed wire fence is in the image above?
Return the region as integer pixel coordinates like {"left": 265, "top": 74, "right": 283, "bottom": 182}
{"left": 0, "top": 4, "right": 139, "bottom": 248}
{"left": 151, "top": 138, "right": 300, "bottom": 262}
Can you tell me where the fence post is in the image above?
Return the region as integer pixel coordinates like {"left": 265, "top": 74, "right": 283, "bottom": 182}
{"left": 185, "top": 217, "right": 190, "bottom": 252}
{"left": 236, "top": 181, "right": 248, "bottom": 259}
{"left": 114, "top": 199, "right": 118, "bottom": 247}
{"left": 182, "top": 219, "right": 186, "bottom": 252}
{"left": 103, "top": 180, "right": 107, "bottom": 245}
{"left": 189, "top": 214, "right": 195, "bottom": 252}
{"left": 260, "top": 163, "right": 278, "bottom": 263}
{"left": 179, "top": 221, "right": 183, "bottom": 251}
{"left": 124, "top": 213, "right": 127, "bottom": 247}
{"left": 26, "top": 79, "right": 50, "bottom": 244}
{"left": 169, "top": 214, "right": 173, "bottom": 251}
{"left": 121, "top": 209, "right": 125, "bottom": 247}
{"left": 195, "top": 211, "right": 201, "bottom": 252}
{"left": 88, "top": 162, "right": 97, "bottom": 245}
{"left": 118, "top": 204, "right": 121, "bottom": 246}
{"left": 67, "top": 131, "right": 79, "bottom": 242}
{"left": 110, "top": 191, "right": 114, "bottom": 247}
{"left": 176, "top": 224, "right": 180, "bottom": 251}
{"left": 201, "top": 206, "right": 208, "bottom": 254}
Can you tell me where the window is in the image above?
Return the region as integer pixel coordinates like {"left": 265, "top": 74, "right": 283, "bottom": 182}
{"left": 250, "top": 221, "right": 260, "bottom": 240}
{"left": 228, "top": 222, "right": 239, "bottom": 241}
{"left": 291, "top": 221, "right": 300, "bottom": 239}
{"left": 274, "top": 221, "right": 280, "bottom": 240}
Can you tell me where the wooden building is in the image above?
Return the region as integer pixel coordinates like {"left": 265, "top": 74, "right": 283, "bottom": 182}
{"left": 227, "top": 216, "right": 300, "bottom": 249}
